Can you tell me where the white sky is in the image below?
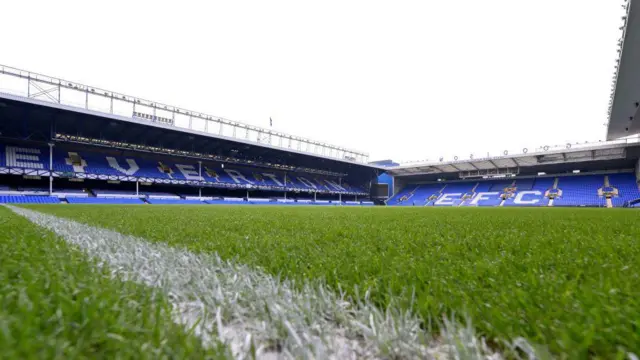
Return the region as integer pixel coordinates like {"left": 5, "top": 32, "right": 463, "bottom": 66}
{"left": 0, "top": 0, "right": 625, "bottom": 163}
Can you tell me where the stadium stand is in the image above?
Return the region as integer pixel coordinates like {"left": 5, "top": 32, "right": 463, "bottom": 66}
{"left": 389, "top": 172, "right": 640, "bottom": 208}
{"left": 514, "top": 178, "right": 534, "bottom": 190}
{"left": 488, "top": 180, "right": 513, "bottom": 192}
{"left": 387, "top": 183, "right": 454, "bottom": 206}
{"left": 552, "top": 175, "right": 606, "bottom": 207}
{"left": 413, "top": 184, "right": 447, "bottom": 206}
{"left": 0, "top": 195, "right": 60, "bottom": 204}
{"left": 0, "top": 143, "right": 367, "bottom": 195}
{"left": 2, "top": 65, "right": 639, "bottom": 209}
{"left": 384, "top": 185, "right": 416, "bottom": 206}
{"left": 433, "top": 182, "right": 476, "bottom": 207}
{"left": 502, "top": 177, "right": 554, "bottom": 207}
{"left": 608, "top": 173, "right": 640, "bottom": 207}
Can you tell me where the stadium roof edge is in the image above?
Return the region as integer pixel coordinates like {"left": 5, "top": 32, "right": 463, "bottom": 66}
{"left": 0, "top": 92, "right": 384, "bottom": 172}
{"left": 0, "top": 64, "right": 369, "bottom": 162}
{"left": 607, "top": 0, "right": 640, "bottom": 140}
{"left": 387, "top": 137, "right": 640, "bottom": 176}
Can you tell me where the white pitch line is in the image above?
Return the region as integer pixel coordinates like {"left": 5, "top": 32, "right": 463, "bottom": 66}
{"left": 7, "top": 205, "right": 511, "bottom": 360}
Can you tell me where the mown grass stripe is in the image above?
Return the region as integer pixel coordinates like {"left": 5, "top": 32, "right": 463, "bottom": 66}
{"left": 0, "top": 205, "right": 226, "bottom": 359}
{"left": 9, "top": 205, "right": 511, "bottom": 359}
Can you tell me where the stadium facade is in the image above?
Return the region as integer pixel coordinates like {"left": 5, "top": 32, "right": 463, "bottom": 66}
{"left": 0, "top": 65, "right": 383, "bottom": 205}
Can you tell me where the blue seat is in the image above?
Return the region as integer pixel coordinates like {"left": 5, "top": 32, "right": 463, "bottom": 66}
{"left": 0, "top": 195, "right": 60, "bottom": 204}
{"left": 608, "top": 173, "right": 640, "bottom": 207}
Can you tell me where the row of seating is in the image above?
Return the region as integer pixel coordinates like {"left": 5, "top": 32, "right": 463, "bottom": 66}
{"left": 0, "top": 195, "right": 374, "bottom": 206}
{"left": 0, "top": 144, "right": 366, "bottom": 194}
{"left": 388, "top": 173, "right": 640, "bottom": 207}
{"left": 0, "top": 196, "right": 60, "bottom": 204}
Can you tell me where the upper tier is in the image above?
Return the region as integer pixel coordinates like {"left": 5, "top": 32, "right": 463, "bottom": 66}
{"left": 0, "top": 143, "right": 367, "bottom": 195}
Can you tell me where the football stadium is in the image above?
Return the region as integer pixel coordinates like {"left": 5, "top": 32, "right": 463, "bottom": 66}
{"left": 1, "top": 2, "right": 640, "bottom": 360}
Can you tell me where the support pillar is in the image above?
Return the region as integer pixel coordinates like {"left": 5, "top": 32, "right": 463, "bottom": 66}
{"left": 246, "top": 190, "right": 250, "bottom": 201}
{"left": 136, "top": 180, "right": 139, "bottom": 197}
{"left": 198, "top": 161, "right": 202, "bottom": 199}
{"left": 314, "top": 191, "right": 317, "bottom": 202}
{"left": 48, "top": 143, "right": 54, "bottom": 195}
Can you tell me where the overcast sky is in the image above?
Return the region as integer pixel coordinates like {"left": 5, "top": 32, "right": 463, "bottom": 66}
{"left": 0, "top": 0, "right": 625, "bottom": 163}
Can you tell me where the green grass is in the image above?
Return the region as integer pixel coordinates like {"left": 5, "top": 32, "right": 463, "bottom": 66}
{"left": 0, "top": 206, "right": 226, "bottom": 359}
{"left": 26, "top": 205, "right": 640, "bottom": 358}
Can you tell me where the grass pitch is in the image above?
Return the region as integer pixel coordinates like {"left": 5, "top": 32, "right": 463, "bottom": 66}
{"left": 21, "top": 205, "right": 640, "bottom": 358}
{"left": 0, "top": 206, "right": 226, "bottom": 359}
